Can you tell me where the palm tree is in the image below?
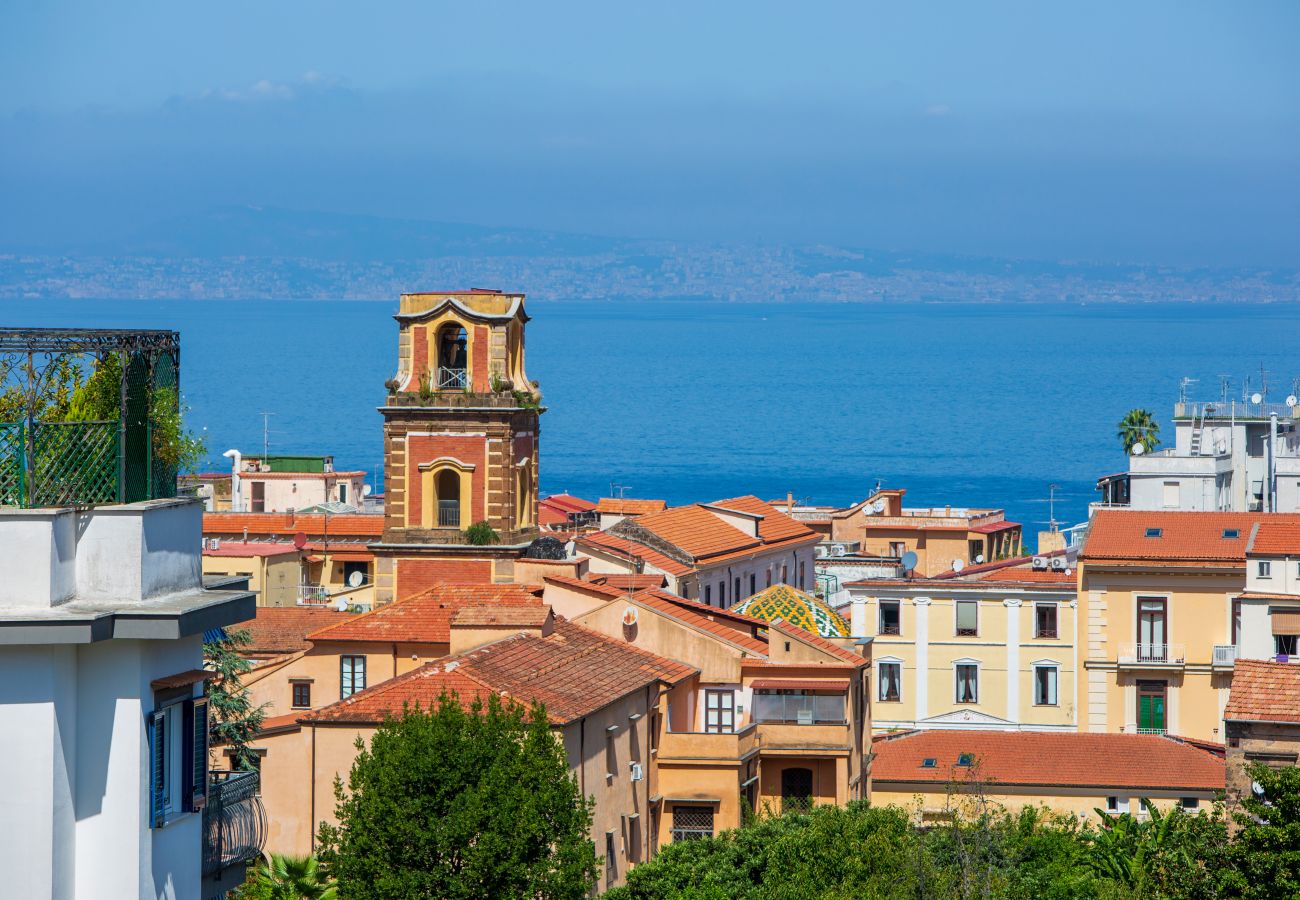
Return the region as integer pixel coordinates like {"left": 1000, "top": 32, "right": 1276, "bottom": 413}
{"left": 1117, "top": 409, "right": 1160, "bottom": 455}
{"left": 245, "top": 854, "right": 337, "bottom": 900}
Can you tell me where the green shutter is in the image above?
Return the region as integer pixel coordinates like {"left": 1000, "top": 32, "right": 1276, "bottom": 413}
{"left": 149, "top": 710, "right": 167, "bottom": 827}
{"left": 189, "top": 698, "right": 209, "bottom": 811}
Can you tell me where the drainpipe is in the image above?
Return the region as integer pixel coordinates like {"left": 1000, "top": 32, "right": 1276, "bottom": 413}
{"left": 1269, "top": 413, "right": 1279, "bottom": 513}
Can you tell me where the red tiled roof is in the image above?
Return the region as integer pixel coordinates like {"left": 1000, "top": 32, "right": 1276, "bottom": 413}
{"left": 970, "top": 520, "right": 1022, "bottom": 535}
{"left": 1249, "top": 521, "right": 1300, "bottom": 556}
{"left": 1225, "top": 660, "right": 1300, "bottom": 723}
{"left": 711, "top": 495, "right": 816, "bottom": 544}
{"left": 238, "top": 470, "right": 367, "bottom": 480}
{"left": 631, "top": 589, "right": 770, "bottom": 656}
{"left": 258, "top": 712, "right": 305, "bottom": 735}
{"left": 975, "top": 568, "right": 1075, "bottom": 583}
{"left": 232, "top": 607, "right": 359, "bottom": 655}
{"left": 750, "top": 678, "right": 849, "bottom": 691}
{"left": 769, "top": 620, "right": 867, "bottom": 666}
{"left": 543, "top": 575, "right": 629, "bottom": 599}
{"left": 539, "top": 505, "right": 570, "bottom": 527}
{"left": 871, "top": 730, "right": 1224, "bottom": 791}
{"left": 592, "top": 573, "right": 668, "bottom": 591}
{"left": 204, "top": 512, "right": 384, "bottom": 538}
{"left": 203, "top": 541, "right": 301, "bottom": 559}
{"left": 451, "top": 605, "right": 552, "bottom": 627}
{"left": 1082, "top": 510, "right": 1300, "bottom": 564}
{"left": 633, "top": 505, "right": 761, "bottom": 558}
{"left": 575, "top": 531, "right": 693, "bottom": 576}
{"left": 308, "top": 583, "right": 544, "bottom": 644}
{"left": 542, "top": 494, "right": 597, "bottom": 513}
{"left": 595, "top": 498, "right": 666, "bottom": 515}
{"left": 639, "top": 589, "right": 773, "bottom": 630}
{"left": 306, "top": 620, "right": 696, "bottom": 726}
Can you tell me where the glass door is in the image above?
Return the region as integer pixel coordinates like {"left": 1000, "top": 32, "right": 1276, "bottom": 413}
{"left": 1137, "top": 598, "right": 1167, "bottom": 661}
{"left": 704, "top": 690, "right": 734, "bottom": 734}
{"left": 1137, "top": 680, "right": 1166, "bottom": 733}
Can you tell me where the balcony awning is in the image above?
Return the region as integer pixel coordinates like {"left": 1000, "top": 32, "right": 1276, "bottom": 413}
{"left": 750, "top": 678, "right": 849, "bottom": 692}
{"left": 151, "top": 669, "right": 215, "bottom": 690}
{"left": 1272, "top": 609, "right": 1300, "bottom": 635}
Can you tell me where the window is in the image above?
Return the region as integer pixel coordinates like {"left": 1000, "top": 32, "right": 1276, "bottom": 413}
{"left": 1105, "top": 796, "right": 1119, "bottom": 813}
{"left": 1137, "top": 680, "right": 1167, "bottom": 733}
{"left": 781, "top": 767, "right": 814, "bottom": 814}
{"left": 250, "top": 481, "right": 266, "bottom": 513}
{"left": 1232, "top": 599, "right": 1242, "bottom": 646}
{"left": 765, "top": 570, "right": 773, "bottom": 588}
{"left": 704, "top": 584, "right": 712, "bottom": 605}
{"left": 341, "top": 655, "right": 366, "bottom": 699}
{"left": 879, "top": 600, "right": 901, "bottom": 635}
{"left": 1034, "top": 665, "right": 1058, "bottom": 706}
{"left": 148, "top": 695, "right": 208, "bottom": 827}
{"left": 799, "top": 561, "right": 806, "bottom": 589}
{"left": 956, "top": 753, "right": 974, "bottom": 767}
{"left": 749, "top": 574, "right": 756, "bottom": 596}
{"left": 338, "top": 482, "right": 348, "bottom": 504}
{"left": 1137, "top": 597, "right": 1167, "bottom": 658}
{"left": 752, "top": 689, "right": 845, "bottom": 724}
{"left": 1035, "top": 603, "right": 1058, "bottom": 639}
{"left": 734, "top": 577, "right": 740, "bottom": 604}
{"left": 1222, "top": 528, "right": 1240, "bottom": 539}
{"left": 781, "top": 564, "right": 789, "bottom": 584}
{"left": 1259, "top": 560, "right": 1273, "bottom": 578}
{"left": 671, "top": 806, "right": 714, "bottom": 842}
{"left": 968, "top": 539, "right": 983, "bottom": 562}
{"left": 921, "top": 758, "right": 938, "bottom": 769}
{"left": 1162, "top": 481, "right": 1179, "bottom": 509}
{"left": 605, "top": 831, "right": 617, "bottom": 883}
{"left": 889, "top": 542, "right": 906, "bottom": 558}
{"left": 955, "top": 664, "right": 979, "bottom": 703}
{"left": 342, "top": 560, "right": 369, "bottom": 587}
{"left": 718, "top": 580, "right": 725, "bottom": 605}
{"left": 955, "top": 600, "right": 978, "bottom": 636}
{"left": 704, "top": 690, "right": 735, "bottom": 734}
{"left": 1180, "top": 797, "right": 1200, "bottom": 810}
{"left": 1277, "top": 634, "right": 1299, "bottom": 656}
{"left": 1144, "top": 527, "right": 1163, "bottom": 538}
{"left": 878, "top": 662, "right": 902, "bottom": 702}
{"left": 292, "top": 682, "right": 311, "bottom": 709}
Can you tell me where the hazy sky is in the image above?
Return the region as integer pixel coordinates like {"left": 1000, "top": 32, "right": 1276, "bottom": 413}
{"left": 2, "top": 0, "right": 1297, "bottom": 265}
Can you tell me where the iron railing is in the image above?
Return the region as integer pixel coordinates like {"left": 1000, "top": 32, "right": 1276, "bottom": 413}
{"left": 436, "top": 367, "right": 469, "bottom": 390}
{"left": 1119, "top": 643, "right": 1186, "bottom": 665}
{"left": 0, "top": 328, "right": 181, "bottom": 508}
{"left": 202, "top": 770, "right": 266, "bottom": 878}
{"left": 438, "top": 500, "right": 460, "bottom": 527}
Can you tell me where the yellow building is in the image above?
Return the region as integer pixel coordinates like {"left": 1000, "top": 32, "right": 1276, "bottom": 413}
{"left": 202, "top": 540, "right": 302, "bottom": 607}
{"left": 846, "top": 557, "right": 1077, "bottom": 733}
{"left": 871, "top": 729, "right": 1224, "bottom": 821}
{"left": 1076, "top": 510, "right": 1300, "bottom": 742}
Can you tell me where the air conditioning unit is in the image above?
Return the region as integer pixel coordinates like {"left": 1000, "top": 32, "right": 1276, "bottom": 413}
{"left": 208, "top": 537, "right": 221, "bottom": 551}
{"left": 815, "top": 546, "right": 828, "bottom": 558}
{"left": 1050, "top": 557, "right": 1067, "bottom": 570}
{"left": 629, "top": 762, "right": 644, "bottom": 782}
{"left": 1031, "top": 556, "right": 1048, "bottom": 570}
{"left": 832, "top": 545, "right": 846, "bottom": 557}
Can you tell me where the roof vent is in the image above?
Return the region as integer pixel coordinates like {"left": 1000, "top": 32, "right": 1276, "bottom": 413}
{"left": 1144, "top": 528, "right": 1163, "bottom": 538}
{"left": 1222, "top": 528, "right": 1240, "bottom": 539}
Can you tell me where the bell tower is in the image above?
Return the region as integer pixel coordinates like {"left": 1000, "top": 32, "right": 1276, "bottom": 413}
{"left": 373, "top": 289, "right": 542, "bottom": 603}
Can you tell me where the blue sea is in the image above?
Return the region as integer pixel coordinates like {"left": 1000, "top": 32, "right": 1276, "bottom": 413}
{"left": 5, "top": 299, "right": 1299, "bottom": 544}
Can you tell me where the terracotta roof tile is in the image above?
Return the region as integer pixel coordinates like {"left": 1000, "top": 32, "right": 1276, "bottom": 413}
{"left": 575, "top": 532, "right": 693, "bottom": 576}
{"left": 308, "top": 583, "right": 544, "bottom": 644}
{"left": 232, "top": 607, "right": 359, "bottom": 655}
{"left": 1248, "top": 521, "right": 1300, "bottom": 556}
{"left": 1083, "top": 510, "right": 1300, "bottom": 564}
{"left": 593, "top": 573, "right": 667, "bottom": 590}
{"left": 711, "top": 495, "right": 816, "bottom": 544}
{"left": 204, "top": 512, "right": 384, "bottom": 538}
{"left": 634, "top": 505, "right": 762, "bottom": 559}
{"left": 631, "top": 589, "right": 770, "bottom": 656}
{"left": 871, "top": 730, "right": 1224, "bottom": 791}
{"left": 768, "top": 620, "right": 867, "bottom": 666}
{"left": 450, "top": 605, "right": 552, "bottom": 627}
{"left": 306, "top": 619, "right": 696, "bottom": 725}
{"left": 1225, "top": 660, "right": 1300, "bottom": 723}
{"left": 203, "top": 541, "right": 302, "bottom": 559}
{"left": 543, "top": 575, "right": 629, "bottom": 599}
{"left": 542, "top": 494, "right": 597, "bottom": 513}
{"left": 594, "top": 498, "right": 667, "bottom": 515}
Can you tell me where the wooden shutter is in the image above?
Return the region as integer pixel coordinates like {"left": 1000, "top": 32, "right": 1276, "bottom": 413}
{"left": 189, "top": 698, "right": 209, "bottom": 811}
{"left": 149, "top": 710, "right": 167, "bottom": 828}
{"left": 1271, "top": 609, "right": 1300, "bottom": 635}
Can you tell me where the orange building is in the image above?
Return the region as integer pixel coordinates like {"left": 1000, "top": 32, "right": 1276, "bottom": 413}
{"left": 374, "top": 290, "right": 544, "bottom": 601}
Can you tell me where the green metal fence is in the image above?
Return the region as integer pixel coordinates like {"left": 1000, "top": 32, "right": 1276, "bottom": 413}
{"left": 1, "top": 421, "right": 122, "bottom": 507}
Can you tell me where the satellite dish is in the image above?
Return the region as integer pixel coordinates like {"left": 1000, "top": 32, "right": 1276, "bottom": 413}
{"left": 901, "top": 551, "right": 919, "bottom": 573}
{"left": 334, "top": 597, "right": 349, "bottom": 612}
{"left": 292, "top": 531, "right": 308, "bottom": 549}
{"left": 1131, "top": 443, "right": 1146, "bottom": 456}
{"left": 952, "top": 559, "right": 964, "bottom": 573}
{"left": 975, "top": 554, "right": 985, "bottom": 564}
{"left": 1065, "top": 568, "right": 1073, "bottom": 576}
{"left": 871, "top": 499, "right": 886, "bottom": 514}
{"left": 1287, "top": 395, "right": 1298, "bottom": 407}
{"left": 347, "top": 570, "right": 365, "bottom": 588}
{"left": 1251, "top": 392, "right": 1263, "bottom": 404}
{"left": 362, "top": 483, "right": 373, "bottom": 497}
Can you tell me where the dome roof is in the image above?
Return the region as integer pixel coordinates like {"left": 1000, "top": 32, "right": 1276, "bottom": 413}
{"left": 732, "top": 584, "right": 850, "bottom": 638}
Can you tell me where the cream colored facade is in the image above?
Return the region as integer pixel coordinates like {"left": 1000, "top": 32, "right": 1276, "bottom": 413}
{"left": 846, "top": 577, "right": 1077, "bottom": 733}
{"left": 1076, "top": 565, "right": 1239, "bottom": 742}
{"left": 873, "top": 784, "right": 1215, "bottom": 822}
{"left": 202, "top": 546, "right": 301, "bottom": 607}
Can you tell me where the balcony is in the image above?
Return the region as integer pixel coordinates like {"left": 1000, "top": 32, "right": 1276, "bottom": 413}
{"left": 1213, "top": 644, "right": 1238, "bottom": 669}
{"left": 757, "top": 722, "right": 852, "bottom": 753}
{"left": 657, "top": 723, "right": 759, "bottom": 762}
{"left": 0, "top": 328, "right": 181, "bottom": 508}
{"left": 202, "top": 770, "right": 266, "bottom": 878}
{"left": 1118, "top": 643, "right": 1186, "bottom": 668}
{"left": 437, "top": 500, "right": 460, "bottom": 528}
{"left": 436, "top": 367, "right": 469, "bottom": 390}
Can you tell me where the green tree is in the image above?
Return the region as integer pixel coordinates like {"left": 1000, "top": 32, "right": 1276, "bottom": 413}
{"left": 316, "top": 694, "right": 598, "bottom": 900}
{"left": 204, "top": 627, "right": 267, "bottom": 771}
{"left": 236, "top": 854, "right": 337, "bottom": 900}
{"left": 1118, "top": 408, "right": 1161, "bottom": 455}
{"left": 1220, "top": 764, "right": 1300, "bottom": 899}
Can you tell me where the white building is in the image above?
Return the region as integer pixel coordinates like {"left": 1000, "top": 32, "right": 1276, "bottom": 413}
{"left": 0, "top": 498, "right": 256, "bottom": 899}
{"left": 1105, "top": 396, "right": 1300, "bottom": 513}
{"left": 1233, "top": 520, "right": 1300, "bottom": 664}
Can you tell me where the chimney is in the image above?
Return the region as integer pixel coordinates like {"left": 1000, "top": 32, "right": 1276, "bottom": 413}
{"left": 787, "top": 491, "right": 794, "bottom": 511}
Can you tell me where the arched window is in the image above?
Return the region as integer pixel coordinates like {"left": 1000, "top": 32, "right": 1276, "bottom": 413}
{"left": 435, "top": 469, "right": 461, "bottom": 527}
{"left": 436, "top": 323, "right": 469, "bottom": 389}
{"left": 781, "top": 767, "right": 813, "bottom": 814}
{"left": 516, "top": 465, "right": 533, "bottom": 527}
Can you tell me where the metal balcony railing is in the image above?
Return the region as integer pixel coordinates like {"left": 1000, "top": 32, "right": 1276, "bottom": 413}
{"left": 202, "top": 770, "right": 266, "bottom": 878}
{"left": 1119, "top": 643, "right": 1186, "bottom": 665}
{"left": 436, "top": 367, "right": 469, "bottom": 390}
{"left": 438, "top": 500, "right": 460, "bottom": 527}
{"left": 1213, "top": 644, "right": 1238, "bottom": 667}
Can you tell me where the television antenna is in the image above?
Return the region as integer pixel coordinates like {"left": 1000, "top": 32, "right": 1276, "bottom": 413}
{"left": 609, "top": 481, "right": 630, "bottom": 499}
{"left": 1047, "top": 483, "right": 1060, "bottom": 532}
{"left": 1178, "top": 377, "right": 1198, "bottom": 404}
{"left": 260, "top": 411, "right": 275, "bottom": 460}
